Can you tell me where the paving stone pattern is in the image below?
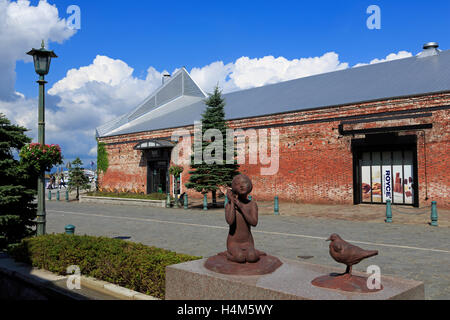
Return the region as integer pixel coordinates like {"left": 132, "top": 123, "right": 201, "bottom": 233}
{"left": 46, "top": 201, "right": 450, "bottom": 299}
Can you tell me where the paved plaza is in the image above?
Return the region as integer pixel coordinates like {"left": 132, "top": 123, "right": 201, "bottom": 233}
{"left": 189, "top": 198, "right": 450, "bottom": 228}
{"left": 46, "top": 201, "right": 450, "bottom": 300}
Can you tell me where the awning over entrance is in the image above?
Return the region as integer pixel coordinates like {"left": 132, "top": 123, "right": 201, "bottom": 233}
{"left": 134, "top": 139, "right": 174, "bottom": 150}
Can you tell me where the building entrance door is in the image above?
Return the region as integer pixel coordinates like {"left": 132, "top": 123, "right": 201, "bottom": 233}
{"left": 147, "top": 161, "right": 168, "bottom": 194}
{"left": 356, "top": 149, "right": 417, "bottom": 206}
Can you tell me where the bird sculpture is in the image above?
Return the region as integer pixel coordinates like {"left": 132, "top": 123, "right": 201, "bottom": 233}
{"left": 327, "top": 234, "right": 378, "bottom": 278}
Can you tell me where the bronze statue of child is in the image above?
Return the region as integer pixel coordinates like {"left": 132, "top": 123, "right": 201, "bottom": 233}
{"left": 220, "top": 174, "right": 266, "bottom": 263}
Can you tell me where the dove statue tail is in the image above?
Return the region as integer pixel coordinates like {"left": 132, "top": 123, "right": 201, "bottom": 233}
{"left": 362, "top": 250, "right": 378, "bottom": 259}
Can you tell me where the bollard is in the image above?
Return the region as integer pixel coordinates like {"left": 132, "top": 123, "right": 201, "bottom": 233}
{"left": 274, "top": 196, "right": 279, "bottom": 215}
{"left": 203, "top": 194, "right": 208, "bottom": 211}
{"left": 431, "top": 201, "right": 438, "bottom": 227}
{"left": 385, "top": 200, "right": 392, "bottom": 223}
{"left": 224, "top": 194, "right": 228, "bottom": 208}
{"left": 65, "top": 225, "right": 75, "bottom": 235}
{"left": 56, "top": 190, "right": 60, "bottom": 201}
{"left": 166, "top": 194, "right": 171, "bottom": 208}
{"left": 184, "top": 193, "right": 188, "bottom": 210}
{"left": 65, "top": 190, "right": 69, "bottom": 202}
{"left": 48, "top": 190, "right": 52, "bottom": 201}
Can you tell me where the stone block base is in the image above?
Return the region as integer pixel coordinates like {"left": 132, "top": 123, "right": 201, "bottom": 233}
{"left": 166, "top": 257, "right": 424, "bottom": 300}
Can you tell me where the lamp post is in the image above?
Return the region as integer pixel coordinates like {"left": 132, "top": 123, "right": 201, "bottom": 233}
{"left": 27, "top": 40, "right": 57, "bottom": 236}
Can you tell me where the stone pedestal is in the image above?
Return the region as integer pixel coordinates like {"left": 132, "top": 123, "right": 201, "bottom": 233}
{"left": 166, "top": 257, "right": 424, "bottom": 300}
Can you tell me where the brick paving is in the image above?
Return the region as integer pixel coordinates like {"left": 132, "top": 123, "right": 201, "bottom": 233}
{"left": 46, "top": 201, "right": 450, "bottom": 299}
{"left": 187, "top": 198, "right": 450, "bottom": 228}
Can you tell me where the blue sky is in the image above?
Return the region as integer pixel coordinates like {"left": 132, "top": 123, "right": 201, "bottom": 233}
{"left": 15, "top": 0, "right": 450, "bottom": 97}
{"left": 2, "top": 0, "right": 450, "bottom": 167}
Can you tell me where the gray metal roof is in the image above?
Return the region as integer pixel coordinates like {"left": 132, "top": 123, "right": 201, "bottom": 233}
{"left": 96, "top": 67, "right": 206, "bottom": 137}
{"left": 106, "top": 95, "right": 204, "bottom": 136}
{"left": 97, "top": 49, "right": 450, "bottom": 138}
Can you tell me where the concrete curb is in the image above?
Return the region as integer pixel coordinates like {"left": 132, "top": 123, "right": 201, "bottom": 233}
{"left": 82, "top": 276, "right": 159, "bottom": 300}
{"left": 0, "top": 254, "right": 160, "bottom": 300}
{"left": 79, "top": 196, "right": 166, "bottom": 208}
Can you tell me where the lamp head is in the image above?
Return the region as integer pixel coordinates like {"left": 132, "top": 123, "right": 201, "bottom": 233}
{"left": 26, "top": 40, "right": 57, "bottom": 76}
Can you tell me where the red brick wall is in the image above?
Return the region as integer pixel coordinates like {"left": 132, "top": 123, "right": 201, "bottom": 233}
{"left": 98, "top": 92, "right": 450, "bottom": 208}
{"left": 420, "top": 108, "right": 450, "bottom": 208}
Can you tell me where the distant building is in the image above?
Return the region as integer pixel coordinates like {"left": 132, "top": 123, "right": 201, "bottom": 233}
{"left": 96, "top": 43, "right": 450, "bottom": 208}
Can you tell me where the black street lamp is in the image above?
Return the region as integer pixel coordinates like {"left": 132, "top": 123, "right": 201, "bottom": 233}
{"left": 26, "top": 40, "right": 57, "bottom": 236}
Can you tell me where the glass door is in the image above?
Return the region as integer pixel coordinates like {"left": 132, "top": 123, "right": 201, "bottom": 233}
{"left": 359, "top": 150, "right": 415, "bottom": 205}
{"left": 148, "top": 161, "right": 168, "bottom": 194}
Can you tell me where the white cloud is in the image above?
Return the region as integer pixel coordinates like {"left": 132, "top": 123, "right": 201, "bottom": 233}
{"left": 50, "top": 55, "right": 138, "bottom": 93}
{"left": 0, "top": 0, "right": 75, "bottom": 100}
{"left": 34, "top": 52, "right": 350, "bottom": 162}
{"left": 353, "top": 51, "right": 412, "bottom": 68}
{"left": 3, "top": 49, "right": 414, "bottom": 164}
{"left": 4, "top": 51, "right": 351, "bottom": 163}
{"left": 2, "top": 55, "right": 166, "bottom": 161}
{"left": 190, "top": 61, "right": 234, "bottom": 93}
{"left": 231, "top": 53, "right": 348, "bottom": 90}
{"left": 190, "top": 52, "right": 349, "bottom": 94}
{"left": 88, "top": 146, "right": 97, "bottom": 157}
{"left": 370, "top": 51, "right": 413, "bottom": 64}
{"left": 0, "top": 95, "right": 36, "bottom": 132}
{"left": 0, "top": 1, "right": 416, "bottom": 166}
{"left": 48, "top": 55, "right": 165, "bottom": 128}
{"left": 0, "top": 93, "right": 94, "bottom": 163}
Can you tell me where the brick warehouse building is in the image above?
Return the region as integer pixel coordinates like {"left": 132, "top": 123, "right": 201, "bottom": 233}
{"left": 96, "top": 43, "right": 450, "bottom": 208}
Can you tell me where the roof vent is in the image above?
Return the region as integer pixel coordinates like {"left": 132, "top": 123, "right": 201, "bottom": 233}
{"left": 418, "top": 42, "right": 440, "bottom": 58}
{"left": 162, "top": 73, "right": 171, "bottom": 84}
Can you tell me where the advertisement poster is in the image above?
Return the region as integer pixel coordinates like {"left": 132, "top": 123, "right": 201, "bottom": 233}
{"left": 393, "top": 151, "right": 404, "bottom": 203}
{"left": 360, "top": 150, "right": 414, "bottom": 205}
{"left": 371, "top": 152, "right": 382, "bottom": 203}
{"left": 404, "top": 151, "right": 414, "bottom": 205}
{"left": 361, "top": 152, "right": 372, "bottom": 202}
{"left": 382, "top": 151, "right": 392, "bottom": 203}
{"left": 383, "top": 169, "right": 392, "bottom": 202}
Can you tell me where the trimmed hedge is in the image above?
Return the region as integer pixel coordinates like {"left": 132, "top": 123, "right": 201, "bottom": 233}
{"left": 8, "top": 234, "right": 201, "bottom": 299}
{"left": 86, "top": 191, "right": 168, "bottom": 201}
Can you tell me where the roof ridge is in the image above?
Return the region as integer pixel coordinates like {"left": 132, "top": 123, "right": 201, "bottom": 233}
{"left": 222, "top": 49, "right": 450, "bottom": 96}
{"left": 125, "top": 68, "right": 184, "bottom": 119}
{"left": 97, "top": 48, "right": 450, "bottom": 138}
{"left": 97, "top": 67, "right": 206, "bottom": 136}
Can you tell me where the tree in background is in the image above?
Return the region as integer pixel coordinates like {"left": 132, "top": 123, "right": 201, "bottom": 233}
{"left": 185, "top": 86, "right": 240, "bottom": 207}
{"left": 0, "top": 114, "right": 37, "bottom": 249}
{"left": 68, "top": 157, "right": 91, "bottom": 200}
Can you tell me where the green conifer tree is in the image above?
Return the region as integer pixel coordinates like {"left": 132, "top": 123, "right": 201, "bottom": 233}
{"left": 68, "top": 157, "right": 91, "bottom": 200}
{"left": 185, "top": 86, "right": 240, "bottom": 207}
{"left": 0, "top": 114, "right": 37, "bottom": 249}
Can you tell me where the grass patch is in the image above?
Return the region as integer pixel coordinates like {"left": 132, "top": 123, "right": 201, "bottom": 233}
{"left": 8, "top": 234, "right": 201, "bottom": 299}
{"left": 86, "top": 191, "right": 168, "bottom": 201}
